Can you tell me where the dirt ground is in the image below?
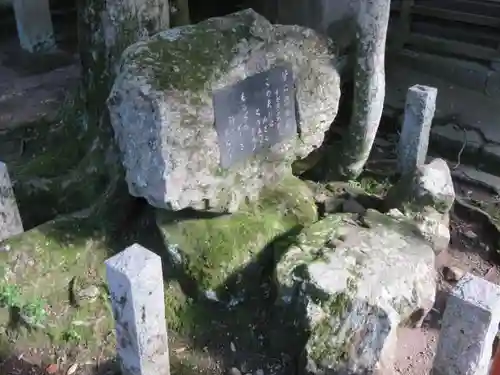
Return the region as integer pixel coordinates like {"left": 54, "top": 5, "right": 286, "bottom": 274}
{"left": 394, "top": 198, "right": 500, "bottom": 375}
{"left": 2, "top": 35, "right": 500, "bottom": 375}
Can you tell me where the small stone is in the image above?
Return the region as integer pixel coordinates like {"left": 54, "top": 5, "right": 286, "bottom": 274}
{"left": 255, "top": 370, "right": 264, "bottom": 375}
{"left": 464, "top": 230, "right": 478, "bottom": 240}
{"left": 0, "top": 244, "right": 11, "bottom": 252}
{"left": 387, "top": 208, "right": 404, "bottom": 218}
{"left": 229, "top": 367, "right": 242, "bottom": 375}
{"left": 78, "top": 285, "right": 100, "bottom": 302}
{"left": 413, "top": 208, "right": 450, "bottom": 254}
{"left": 326, "top": 237, "right": 343, "bottom": 249}
{"left": 230, "top": 342, "right": 236, "bottom": 352}
{"left": 443, "top": 266, "right": 465, "bottom": 282}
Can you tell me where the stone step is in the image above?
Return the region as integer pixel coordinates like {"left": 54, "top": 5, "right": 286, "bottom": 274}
{"left": 390, "top": 49, "right": 500, "bottom": 98}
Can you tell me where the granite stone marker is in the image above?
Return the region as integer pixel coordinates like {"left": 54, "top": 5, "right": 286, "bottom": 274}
{"left": 213, "top": 64, "right": 297, "bottom": 168}
{"left": 397, "top": 84, "right": 437, "bottom": 176}
{"left": 13, "top": 0, "right": 56, "bottom": 53}
{"left": 105, "top": 244, "right": 170, "bottom": 375}
{"left": 432, "top": 273, "right": 500, "bottom": 375}
{"left": 108, "top": 10, "right": 341, "bottom": 211}
{"left": 0, "top": 161, "right": 24, "bottom": 242}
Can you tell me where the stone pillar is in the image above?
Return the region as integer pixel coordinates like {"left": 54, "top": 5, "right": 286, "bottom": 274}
{"left": 0, "top": 161, "right": 24, "bottom": 242}
{"left": 432, "top": 273, "right": 500, "bottom": 375}
{"left": 105, "top": 244, "right": 170, "bottom": 375}
{"left": 13, "top": 0, "right": 56, "bottom": 53}
{"left": 397, "top": 84, "right": 437, "bottom": 176}
{"left": 332, "top": 0, "right": 392, "bottom": 180}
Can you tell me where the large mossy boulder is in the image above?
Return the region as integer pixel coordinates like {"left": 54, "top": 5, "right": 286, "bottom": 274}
{"left": 108, "top": 9, "right": 341, "bottom": 212}
{"left": 275, "top": 209, "right": 436, "bottom": 374}
{"left": 156, "top": 176, "right": 318, "bottom": 304}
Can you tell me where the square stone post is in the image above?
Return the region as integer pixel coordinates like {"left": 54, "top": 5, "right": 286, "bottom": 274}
{"left": 105, "top": 244, "right": 170, "bottom": 375}
{"left": 432, "top": 273, "right": 500, "bottom": 375}
{"left": 0, "top": 161, "right": 24, "bottom": 242}
{"left": 397, "top": 84, "right": 438, "bottom": 176}
{"left": 13, "top": 0, "right": 56, "bottom": 53}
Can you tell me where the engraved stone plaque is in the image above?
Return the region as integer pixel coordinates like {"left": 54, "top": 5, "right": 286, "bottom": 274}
{"left": 212, "top": 64, "right": 297, "bottom": 168}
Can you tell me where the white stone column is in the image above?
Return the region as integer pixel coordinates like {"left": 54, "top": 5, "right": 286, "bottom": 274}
{"left": 13, "top": 0, "right": 56, "bottom": 53}
{"left": 105, "top": 244, "right": 170, "bottom": 375}
{"left": 0, "top": 161, "right": 24, "bottom": 242}
{"left": 397, "top": 84, "right": 438, "bottom": 176}
{"left": 432, "top": 273, "right": 500, "bottom": 375}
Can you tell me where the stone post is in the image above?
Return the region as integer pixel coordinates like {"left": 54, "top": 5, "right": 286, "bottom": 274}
{"left": 332, "top": 0, "right": 392, "bottom": 180}
{"left": 0, "top": 161, "right": 24, "bottom": 242}
{"left": 432, "top": 273, "right": 500, "bottom": 375}
{"left": 397, "top": 84, "right": 437, "bottom": 176}
{"left": 13, "top": 0, "right": 56, "bottom": 53}
{"left": 105, "top": 244, "right": 170, "bottom": 375}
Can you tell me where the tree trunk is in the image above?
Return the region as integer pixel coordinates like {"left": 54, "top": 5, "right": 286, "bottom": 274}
{"left": 331, "top": 0, "right": 391, "bottom": 180}
{"left": 11, "top": 0, "right": 170, "bottom": 228}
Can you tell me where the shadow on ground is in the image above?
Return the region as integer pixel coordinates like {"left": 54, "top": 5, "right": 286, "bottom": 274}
{"left": 1, "top": 184, "right": 314, "bottom": 375}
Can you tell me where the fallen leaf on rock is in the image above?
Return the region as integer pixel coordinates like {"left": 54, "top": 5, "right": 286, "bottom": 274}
{"left": 45, "top": 363, "right": 59, "bottom": 374}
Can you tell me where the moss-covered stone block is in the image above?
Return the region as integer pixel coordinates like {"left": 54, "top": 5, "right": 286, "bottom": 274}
{"left": 156, "top": 176, "right": 318, "bottom": 304}
{"left": 275, "top": 209, "right": 436, "bottom": 374}
{"left": 108, "top": 9, "right": 341, "bottom": 212}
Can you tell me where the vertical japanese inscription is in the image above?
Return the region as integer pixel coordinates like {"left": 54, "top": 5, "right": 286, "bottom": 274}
{"left": 213, "top": 64, "right": 297, "bottom": 168}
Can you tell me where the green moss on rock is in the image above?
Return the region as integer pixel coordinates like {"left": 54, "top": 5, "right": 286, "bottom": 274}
{"left": 130, "top": 10, "right": 267, "bottom": 92}
{"left": 156, "top": 176, "right": 318, "bottom": 300}
{"left": 0, "top": 217, "right": 115, "bottom": 361}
